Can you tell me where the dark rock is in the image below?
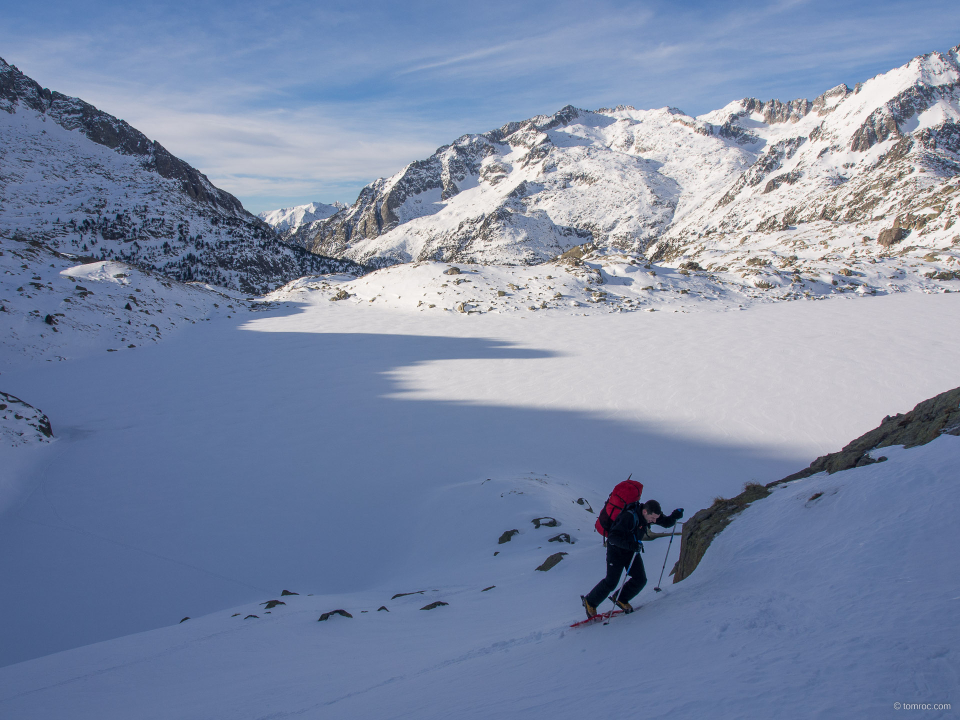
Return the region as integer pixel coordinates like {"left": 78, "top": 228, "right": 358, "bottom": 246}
{"left": 548, "top": 533, "right": 573, "bottom": 544}
{"left": 43, "top": 314, "right": 55, "bottom": 325}
{"left": 444, "top": 266, "right": 461, "bottom": 275}
{"left": 377, "top": 606, "right": 389, "bottom": 612}
{"left": 877, "top": 221, "right": 905, "bottom": 247}
{"left": 261, "top": 600, "right": 286, "bottom": 610}
{"left": 244, "top": 615, "right": 259, "bottom": 620}
{"left": 741, "top": 97, "right": 812, "bottom": 125}
{"left": 318, "top": 609, "right": 353, "bottom": 621}
{"left": 0, "top": 391, "right": 53, "bottom": 439}
{"left": 576, "top": 498, "right": 594, "bottom": 513}
{"left": 671, "top": 483, "right": 770, "bottom": 583}
{"left": 179, "top": 617, "right": 190, "bottom": 623}
{"left": 231, "top": 613, "right": 240, "bottom": 617}
{"left": 124, "top": 303, "right": 133, "bottom": 310}
{"left": 280, "top": 589, "right": 299, "bottom": 596}
{"left": 781, "top": 387, "right": 960, "bottom": 480}
{"left": 420, "top": 601, "right": 449, "bottom": 610}
{"left": 482, "top": 586, "right": 496, "bottom": 592}
{"left": 498, "top": 529, "right": 519, "bottom": 544}
{"left": 762, "top": 169, "right": 802, "bottom": 194}
{"left": 535, "top": 552, "right": 568, "bottom": 571}
{"left": 532, "top": 517, "right": 559, "bottom": 529}
{"left": 391, "top": 590, "right": 425, "bottom": 599}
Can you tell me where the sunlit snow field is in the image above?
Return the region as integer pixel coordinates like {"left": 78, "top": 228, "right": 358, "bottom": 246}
{"left": 1, "top": 287, "right": 958, "bottom": 718}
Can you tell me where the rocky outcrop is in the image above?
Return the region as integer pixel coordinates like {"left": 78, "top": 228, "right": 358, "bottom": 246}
{"left": 741, "top": 97, "right": 813, "bottom": 125}
{"left": 420, "top": 601, "right": 449, "bottom": 610}
{"left": 779, "top": 387, "right": 960, "bottom": 481}
{"left": 535, "top": 552, "right": 567, "bottom": 571}
{"left": 672, "top": 386, "right": 960, "bottom": 583}
{"left": 877, "top": 220, "right": 906, "bottom": 247}
{"left": 671, "top": 483, "right": 771, "bottom": 584}
{"left": 849, "top": 80, "right": 956, "bottom": 152}
{"left": 1, "top": 391, "right": 53, "bottom": 446}
{"left": 717, "top": 137, "right": 805, "bottom": 206}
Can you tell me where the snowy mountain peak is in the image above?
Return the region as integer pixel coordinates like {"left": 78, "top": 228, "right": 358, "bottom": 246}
{"left": 0, "top": 58, "right": 362, "bottom": 293}
{"left": 288, "top": 43, "right": 960, "bottom": 274}
{"left": 0, "top": 57, "right": 244, "bottom": 216}
{"left": 258, "top": 201, "right": 346, "bottom": 234}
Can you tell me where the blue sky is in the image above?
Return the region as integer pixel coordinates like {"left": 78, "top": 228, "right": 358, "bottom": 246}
{"left": 2, "top": 0, "right": 958, "bottom": 213}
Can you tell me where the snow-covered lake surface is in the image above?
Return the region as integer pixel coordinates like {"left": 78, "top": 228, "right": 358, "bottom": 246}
{"left": 1, "top": 283, "right": 958, "bottom": 718}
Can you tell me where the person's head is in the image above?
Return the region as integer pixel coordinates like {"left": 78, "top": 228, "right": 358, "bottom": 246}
{"left": 641, "top": 499, "right": 662, "bottom": 523}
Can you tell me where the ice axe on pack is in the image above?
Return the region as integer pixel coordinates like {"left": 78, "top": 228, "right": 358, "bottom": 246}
{"left": 653, "top": 520, "right": 682, "bottom": 592}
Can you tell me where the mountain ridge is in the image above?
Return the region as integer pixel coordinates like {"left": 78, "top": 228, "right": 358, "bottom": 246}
{"left": 0, "top": 58, "right": 363, "bottom": 294}
{"left": 258, "top": 201, "right": 346, "bottom": 234}
{"left": 286, "top": 44, "right": 960, "bottom": 275}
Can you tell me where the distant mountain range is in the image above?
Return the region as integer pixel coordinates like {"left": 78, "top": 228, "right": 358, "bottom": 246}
{"left": 258, "top": 202, "right": 346, "bottom": 234}
{"left": 0, "top": 59, "right": 361, "bottom": 294}
{"left": 281, "top": 44, "right": 959, "bottom": 272}
{"left": 4, "top": 44, "right": 959, "bottom": 297}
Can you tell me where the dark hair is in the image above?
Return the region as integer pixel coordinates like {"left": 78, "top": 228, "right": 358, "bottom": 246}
{"left": 643, "top": 499, "right": 662, "bottom": 516}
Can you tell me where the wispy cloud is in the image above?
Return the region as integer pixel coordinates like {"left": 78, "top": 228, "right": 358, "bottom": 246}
{"left": 397, "top": 42, "right": 523, "bottom": 76}
{"left": 1, "top": 0, "right": 958, "bottom": 212}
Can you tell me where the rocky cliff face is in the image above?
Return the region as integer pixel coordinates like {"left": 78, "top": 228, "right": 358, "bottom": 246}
{"left": 291, "top": 45, "right": 960, "bottom": 275}
{"left": 0, "top": 59, "right": 362, "bottom": 294}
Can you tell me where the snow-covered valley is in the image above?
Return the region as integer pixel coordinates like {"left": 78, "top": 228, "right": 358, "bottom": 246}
{"left": 0, "top": 280, "right": 958, "bottom": 717}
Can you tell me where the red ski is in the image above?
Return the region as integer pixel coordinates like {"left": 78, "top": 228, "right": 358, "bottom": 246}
{"left": 569, "top": 608, "right": 623, "bottom": 628}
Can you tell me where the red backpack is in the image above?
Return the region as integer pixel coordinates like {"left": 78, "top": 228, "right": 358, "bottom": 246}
{"left": 595, "top": 479, "right": 643, "bottom": 537}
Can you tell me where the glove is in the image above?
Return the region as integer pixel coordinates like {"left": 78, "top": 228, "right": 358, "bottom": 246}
{"left": 670, "top": 508, "right": 684, "bottom": 521}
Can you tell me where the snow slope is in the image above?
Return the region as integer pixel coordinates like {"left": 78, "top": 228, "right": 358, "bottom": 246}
{"left": 0, "top": 287, "right": 958, "bottom": 676}
{"left": 0, "top": 235, "right": 253, "bottom": 371}
{"left": 267, "top": 250, "right": 959, "bottom": 317}
{"left": 0, "top": 419, "right": 956, "bottom": 718}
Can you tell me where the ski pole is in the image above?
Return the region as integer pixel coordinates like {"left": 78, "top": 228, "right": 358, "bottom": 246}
{"left": 654, "top": 521, "right": 681, "bottom": 592}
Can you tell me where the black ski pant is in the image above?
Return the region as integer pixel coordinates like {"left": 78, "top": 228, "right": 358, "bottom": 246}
{"left": 585, "top": 544, "right": 646, "bottom": 608}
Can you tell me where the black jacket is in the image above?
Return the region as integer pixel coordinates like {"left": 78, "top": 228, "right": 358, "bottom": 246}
{"left": 607, "top": 503, "right": 678, "bottom": 552}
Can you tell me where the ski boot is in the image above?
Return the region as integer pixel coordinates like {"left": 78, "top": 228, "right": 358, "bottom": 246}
{"left": 609, "top": 595, "right": 633, "bottom": 614}
{"left": 581, "top": 595, "right": 598, "bottom": 619}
